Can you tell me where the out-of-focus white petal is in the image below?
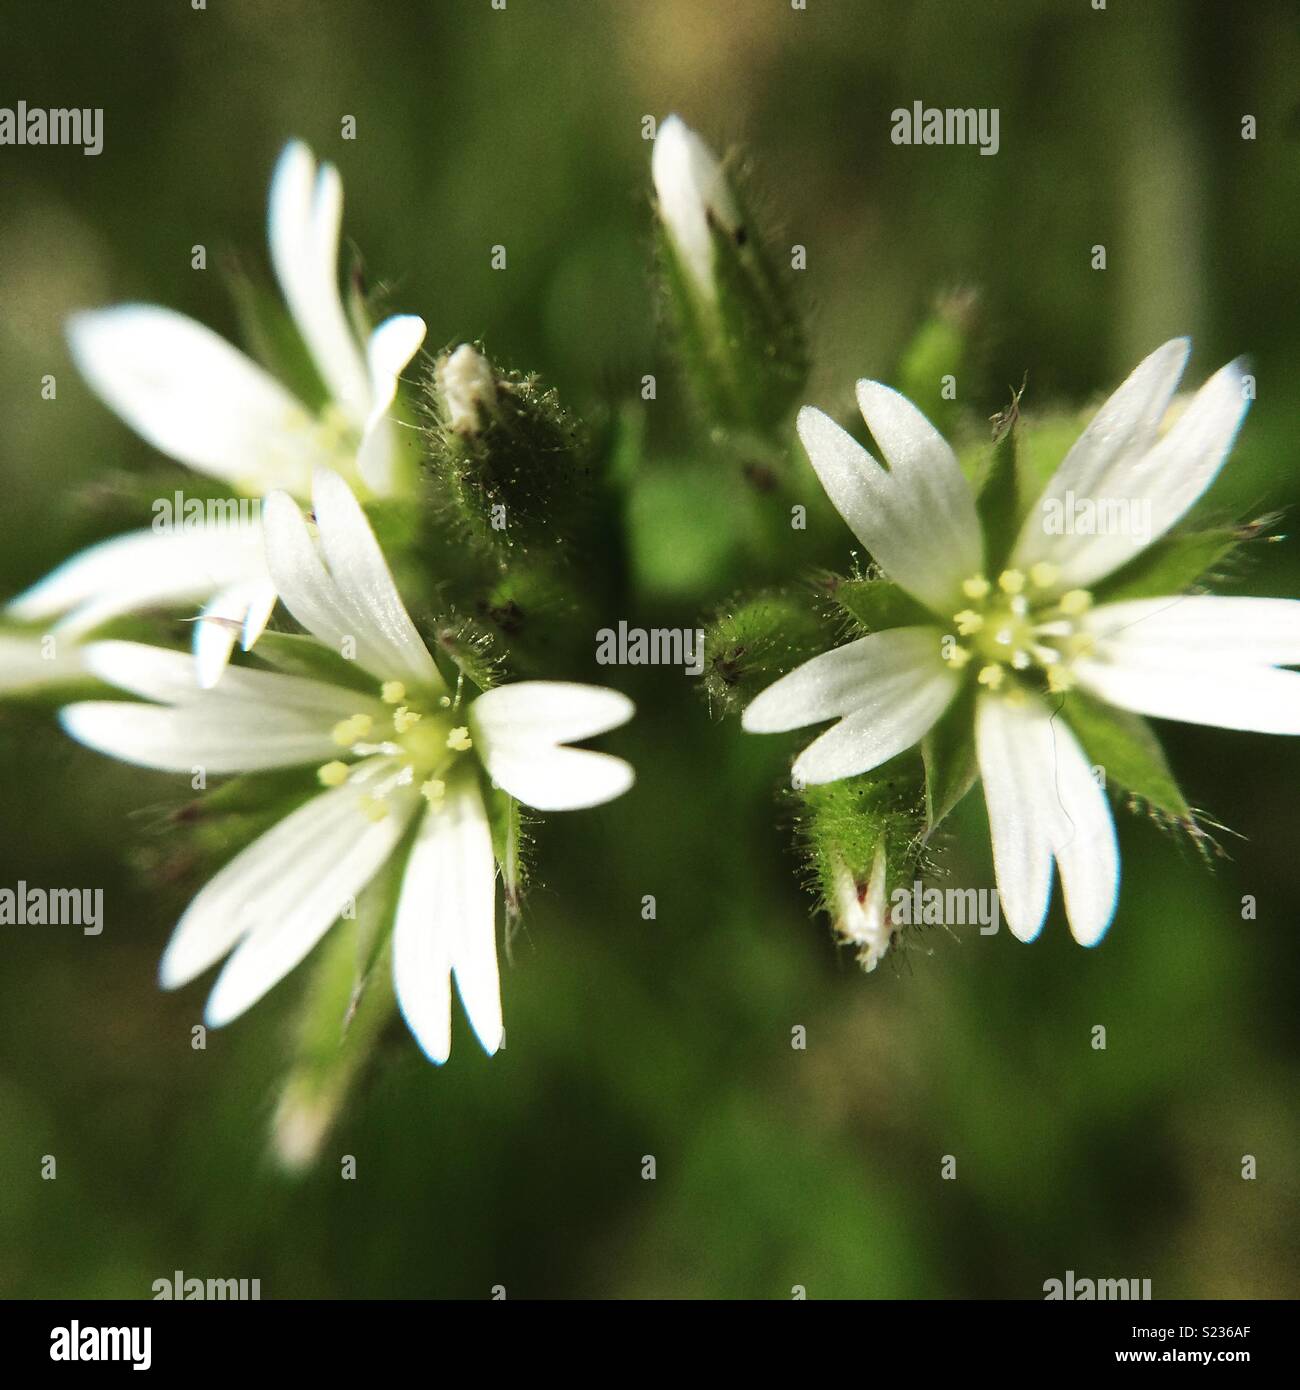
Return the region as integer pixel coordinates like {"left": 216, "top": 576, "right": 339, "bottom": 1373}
{"left": 651, "top": 114, "right": 738, "bottom": 299}
{"left": 267, "top": 141, "right": 370, "bottom": 422}
{"left": 66, "top": 306, "right": 319, "bottom": 491}
{"left": 976, "top": 693, "right": 1118, "bottom": 945}
{"left": 8, "top": 524, "right": 268, "bottom": 639}
{"left": 202, "top": 786, "right": 415, "bottom": 1026}
{"left": 796, "top": 400, "right": 980, "bottom": 615}
{"left": 742, "top": 626, "right": 947, "bottom": 732}
{"left": 0, "top": 633, "right": 86, "bottom": 692}
{"left": 1075, "top": 655, "right": 1300, "bottom": 735}
{"left": 355, "top": 315, "right": 426, "bottom": 495}
{"left": 393, "top": 779, "right": 501, "bottom": 1064}
{"left": 1085, "top": 595, "right": 1300, "bottom": 669}
{"left": 60, "top": 700, "right": 344, "bottom": 773}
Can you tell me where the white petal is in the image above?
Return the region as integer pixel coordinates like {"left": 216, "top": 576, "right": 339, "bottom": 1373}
{"left": 81, "top": 638, "right": 378, "bottom": 719}
{"left": 268, "top": 141, "right": 370, "bottom": 421}
{"left": 1085, "top": 595, "right": 1300, "bottom": 668}
{"left": 976, "top": 694, "right": 1118, "bottom": 945}
{"left": 160, "top": 769, "right": 387, "bottom": 987}
{"left": 975, "top": 695, "right": 1056, "bottom": 941}
{"left": 470, "top": 681, "right": 635, "bottom": 747}
{"left": 1074, "top": 655, "right": 1300, "bottom": 735}
{"left": 59, "top": 699, "right": 344, "bottom": 773}
{"left": 203, "top": 788, "right": 414, "bottom": 1026}
{"left": 393, "top": 779, "right": 501, "bottom": 1064}
{"left": 7, "top": 523, "right": 268, "bottom": 638}
{"left": 480, "top": 743, "right": 635, "bottom": 811}
{"left": 355, "top": 315, "right": 427, "bottom": 496}
{"left": 651, "top": 115, "right": 738, "bottom": 299}
{"left": 797, "top": 398, "right": 980, "bottom": 615}
{"left": 66, "top": 306, "right": 319, "bottom": 491}
{"left": 1014, "top": 347, "right": 1249, "bottom": 587}
{"left": 742, "top": 627, "right": 958, "bottom": 786}
{"left": 262, "top": 473, "right": 441, "bottom": 690}
{"left": 0, "top": 633, "right": 86, "bottom": 692}
{"left": 743, "top": 626, "right": 946, "bottom": 732}
{"left": 195, "top": 579, "right": 274, "bottom": 689}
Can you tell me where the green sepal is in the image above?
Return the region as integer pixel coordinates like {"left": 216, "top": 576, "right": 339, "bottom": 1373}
{"left": 223, "top": 254, "right": 328, "bottom": 412}
{"left": 793, "top": 754, "right": 927, "bottom": 919}
{"left": 895, "top": 292, "right": 976, "bottom": 439}
{"left": 1060, "top": 689, "right": 1193, "bottom": 825}
{"left": 921, "top": 683, "right": 978, "bottom": 832}
{"left": 1093, "top": 526, "right": 1241, "bottom": 604}
{"left": 975, "top": 414, "right": 1030, "bottom": 574}
{"left": 656, "top": 188, "right": 808, "bottom": 437}
{"left": 431, "top": 615, "right": 503, "bottom": 694}
{"left": 826, "top": 574, "right": 933, "bottom": 635}
{"left": 250, "top": 630, "right": 381, "bottom": 696}
{"left": 485, "top": 783, "right": 528, "bottom": 930}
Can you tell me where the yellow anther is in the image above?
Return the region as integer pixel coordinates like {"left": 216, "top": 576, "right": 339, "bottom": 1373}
{"left": 1029, "top": 562, "right": 1059, "bottom": 590}
{"left": 381, "top": 681, "right": 407, "bottom": 705}
{"left": 962, "top": 575, "right": 991, "bottom": 600}
{"left": 944, "top": 644, "right": 972, "bottom": 669}
{"left": 998, "top": 569, "right": 1026, "bottom": 595}
{"left": 317, "top": 760, "right": 350, "bottom": 788}
{"left": 953, "top": 609, "right": 985, "bottom": 636}
{"left": 1059, "top": 589, "right": 1092, "bottom": 616}
{"left": 358, "top": 794, "right": 390, "bottom": 823}
{"left": 1047, "top": 666, "right": 1075, "bottom": 693}
{"left": 331, "top": 713, "right": 374, "bottom": 746}
{"left": 392, "top": 706, "right": 423, "bottom": 734}
{"left": 420, "top": 777, "right": 446, "bottom": 807}
{"left": 1004, "top": 685, "right": 1028, "bottom": 707}
{"left": 977, "top": 664, "right": 1005, "bottom": 690}
{"left": 438, "top": 695, "right": 452, "bottom": 708}
{"left": 446, "top": 726, "right": 473, "bottom": 752}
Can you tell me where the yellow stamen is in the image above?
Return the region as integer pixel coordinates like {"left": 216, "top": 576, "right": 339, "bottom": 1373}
{"left": 944, "top": 645, "right": 972, "bottom": 669}
{"left": 1047, "top": 665, "right": 1075, "bottom": 693}
{"left": 953, "top": 609, "right": 984, "bottom": 636}
{"left": 331, "top": 713, "right": 374, "bottom": 746}
{"left": 1059, "top": 589, "right": 1092, "bottom": 616}
{"left": 381, "top": 681, "right": 407, "bottom": 705}
{"left": 358, "top": 794, "right": 389, "bottom": 823}
{"left": 392, "top": 706, "right": 422, "bottom": 734}
{"left": 446, "top": 726, "right": 472, "bottom": 752}
{"left": 317, "top": 760, "right": 350, "bottom": 788}
{"left": 977, "top": 664, "right": 1005, "bottom": 690}
{"left": 1029, "top": 562, "right": 1059, "bottom": 590}
{"left": 998, "top": 569, "right": 1026, "bottom": 595}
{"left": 420, "top": 777, "right": 446, "bottom": 806}
{"left": 962, "top": 575, "right": 991, "bottom": 600}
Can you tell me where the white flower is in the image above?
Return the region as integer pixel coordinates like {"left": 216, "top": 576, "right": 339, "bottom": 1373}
{"left": 9, "top": 140, "right": 426, "bottom": 687}
{"left": 651, "top": 114, "right": 739, "bottom": 301}
{"left": 58, "top": 468, "right": 636, "bottom": 1063}
{"left": 744, "top": 339, "right": 1300, "bottom": 948}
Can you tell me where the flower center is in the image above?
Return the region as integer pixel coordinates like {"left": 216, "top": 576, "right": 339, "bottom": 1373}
{"left": 942, "top": 566, "right": 1095, "bottom": 696}
{"left": 315, "top": 679, "right": 473, "bottom": 821}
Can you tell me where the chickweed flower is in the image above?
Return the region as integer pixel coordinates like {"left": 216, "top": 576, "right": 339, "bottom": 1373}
{"left": 59, "top": 469, "right": 635, "bottom": 1063}
{"left": 744, "top": 340, "right": 1300, "bottom": 949}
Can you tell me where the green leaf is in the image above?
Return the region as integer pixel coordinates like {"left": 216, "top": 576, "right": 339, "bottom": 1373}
{"left": 1060, "top": 689, "right": 1192, "bottom": 823}
{"left": 921, "top": 684, "right": 978, "bottom": 831}
{"left": 1093, "top": 526, "right": 1240, "bottom": 604}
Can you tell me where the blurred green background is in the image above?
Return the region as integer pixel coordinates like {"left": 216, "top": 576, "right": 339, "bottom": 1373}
{"left": 2, "top": 0, "right": 1298, "bottom": 1299}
